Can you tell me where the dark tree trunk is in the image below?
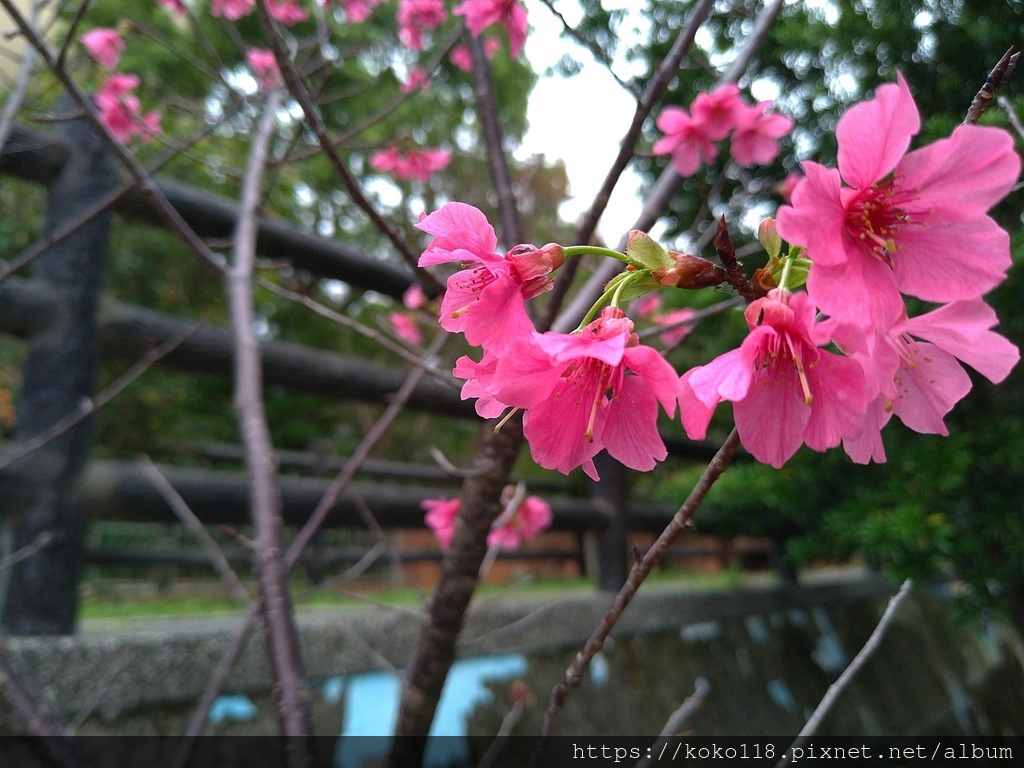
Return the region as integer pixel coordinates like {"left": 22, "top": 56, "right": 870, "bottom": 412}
{"left": 1, "top": 101, "right": 113, "bottom": 635}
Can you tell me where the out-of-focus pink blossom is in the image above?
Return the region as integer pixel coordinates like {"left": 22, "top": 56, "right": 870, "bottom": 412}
{"left": 389, "top": 311, "right": 423, "bottom": 346}
{"left": 690, "top": 84, "right": 745, "bottom": 141}
{"left": 729, "top": 101, "right": 793, "bottom": 167}
{"left": 400, "top": 68, "right": 431, "bottom": 94}
{"left": 96, "top": 74, "right": 161, "bottom": 143}
{"left": 422, "top": 497, "right": 461, "bottom": 548}
{"left": 653, "top": 307, "right": 697, "bottom": 348}
{"left": 341, "top": 0, "right": 383, "bottom": 22}
{"left": 403, "top": 283, "right": 427, "bottom": 309}
{"left": 397, "top": 0, "right": 447, "bottom": 50}
{"left": 157, "top": 0, "right": 187, "bottom": 14}
{"left": 632, "top": 293, "right": 662, "bottom": 318}
{"left": 370, "top": 146, "right": 450, "bottom": 182}
{"left": 269, "top": 0, "right": 308, "bottom": 24}
{"left": 81, "top": 28, "right": 125, "bottom": 69}
{"left": 211, "top": 0, "right": 255, "bottom": 20}
{"left": 488, "top": 488, "right": 553, "bottom": 549}
{"left": 454, "top": 0, "right": 528, "bottom": 59}
{"left": 775, "top": 172, "right": 802, "bottom": 203}
{"left": 776, "top": 73, "right": 1020, "bottom": 326}
{"left": 246, "top": 48, "right": 282, "bottom": 90}
{"left": 449, "top": 39, "right": 501, "bottom": 72}
{"left": 652, "top": 106, "right": 718, "bottom": 177}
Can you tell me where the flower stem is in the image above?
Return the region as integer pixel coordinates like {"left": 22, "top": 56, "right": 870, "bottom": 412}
{"left": 563, "top": 245, "right": 630, "bottom": 263}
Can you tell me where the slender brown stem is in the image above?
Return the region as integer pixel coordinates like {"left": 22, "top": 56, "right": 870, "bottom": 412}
{"left": 532, "top": 429, "right": 741, "bottom": 763}
{"left": 227, "top": 87, "right": 313, "bottom": 763}
{"left": 714, "top": 215, "right": 759, "bottom": 302}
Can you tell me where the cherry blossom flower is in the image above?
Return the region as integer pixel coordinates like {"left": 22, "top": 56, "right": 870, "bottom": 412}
{"left": 449, "top": 39, "right": 500, "bottom": 72}
{"left": 402, "top": 283, "right": 426, "bottom": 309}
{"left": 679, "top": 289, "right": 870, "bottom": 468}
{"left": 455, "top": 0, "right": 528, "bottom": 59}
{"left": 246, "top": 48, "right": 282, "bottom": 90}
{"left": 400, "top": 67, "right": 431, "bottom": 94}
{"left": 397, "top": 0, "right": 447, "bottom": 51}
{"left": 417, "top": 202, "right": 564, "bottom": 352}
{"left": 81, "top": 28, "right": 124, "bottom": 69}
{"left": 689, "top": 84, "right": 745, "bottom": 141}
{"left": 652, "top": 106, "right": 718, "bottom": 177}
{"left": 653, "top": 307, "right": 697, "bottom": 348}
{"left": 371, "top": 146, "right": 450, "bottom": 182}
{"left": 487, "top": 307, "right": 679, "bottom": 480}
{"left": 157, "top": 0, "right": 187, "bottom": 14}
{"left": 96, "top": 74, "right": 161, "bottom": 142}
{"left": 341, "top": 0, "right": 383, "bottom": 22}
{"left": 729, "top": 101, "right": 793, "bottom": 167}
{"left": 776, "top": 73, "right": 1020, "bottom": 326}
{"left": 422, "top": 497, "right": 461, "bottom": 548}
{"left": 389, "top": 311, "right": 423, "bottom": 346}
{"left": 211, "top": 0, "right": 255, "bottom": 20}
{"left": 836, "top": 298, "right": 1019, "bottom": 463}
{"left": 488, "top": 489, "right": 552, "bottom": 549}
{"left": 269, "top": 0, "right": 308, "bottom": 25}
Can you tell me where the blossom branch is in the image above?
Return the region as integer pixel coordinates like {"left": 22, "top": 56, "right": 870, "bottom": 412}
{"left": 251, "top": 0, "right": 443, "bottom": 295}
{"left": 469, "top": 32, "right": 525, "bottom": 246}
{"left": 637, "top": 677, "right": 711, "bottom": 768}
{"left": 540, "top": 0, "right": 715, "bottom": 331}
{"left": 226, "top": 86, "right": 313, "bottom": 760}
{"left": 776, "top": 579, "right": 913, "bottom": 768}
{"left": 964, "top": 46, "right": 1019, "bottom": 125}
{"left": 532, "top": 429, "right": 742, "bottom": 763}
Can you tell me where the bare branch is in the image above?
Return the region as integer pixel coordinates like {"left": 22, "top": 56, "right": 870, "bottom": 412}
{"left": 0, "top": 0, "right": 41, "bottom": 155}
{"left": 776, "top": 579, "right": 913, "bottom": 768}
{"left": 532, "top": 429, "right": 742, "bottom": 762}
{"left": 637, "top": 678, "right": 711, "bottom": 768}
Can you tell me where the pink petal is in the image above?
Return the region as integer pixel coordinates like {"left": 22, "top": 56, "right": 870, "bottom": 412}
{"left": 623, "top": 344, "right": 680, "bottom": 417}
{"left": 687, "top": 346, "right": 752, "bottom": 406}
{"left": 416, "top": 202, "right": 498, "bottom": 264}
{"left": 802, "top": 351, "right": 869, "bottom": 452}
{"left": 889, "top": 342, "right": 972, "bottom": 434}
{"left": 598, "top": 376, "right": 668, "bottom": 472}
{"left": 806, "top": 255, "right": 904, "bottom": 328}
{"left": 843, "top": 398, "right": 892, "bottom": 464}
{"left": 836, "top": 72, "right": 920, "bottom": 189}
{"left": 775, "top": 162, "right": 847, "bottom": 267}
{"left": 733, "top": 364, "right": 811, "bottom": 468}
{"left": 678, "top": 368, "right": 718, "bottom": 441}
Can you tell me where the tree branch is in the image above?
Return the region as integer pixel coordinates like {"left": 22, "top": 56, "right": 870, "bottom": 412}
{"left": 964, "top": 47, "right": 1019, "bottom": 125}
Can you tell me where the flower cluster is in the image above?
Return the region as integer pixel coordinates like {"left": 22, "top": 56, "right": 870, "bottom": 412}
{"left": 653, "top": 84, "right": 794, "bottom": 176}
{"left": 420, "top": 76, "right": 1019, "bottom": 476}
{"left": 95, "top": 73, "right": 161, "bottom": 142}
{"left": 423, "top": 484, "right": 552, "bottom": 550}
{"left": 455, "top": 0, "right": 528, "bottom": 60}
{"left": 246, "top": 48, "right": 282, "bottom": 90}
{"left": 210, "top": 0, "right": 308, "bottom": 24}
{"left": 370, "top": 146, "right": 451, "bottom": 182}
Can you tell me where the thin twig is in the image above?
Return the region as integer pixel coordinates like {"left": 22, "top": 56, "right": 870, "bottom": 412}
{"left": 636, "top": 677, "right": 710, "bottom": 768}
{"left": 0, "top": 0, "right": 41, "bottom": 155}
{"left": 0, "top": 532, "right": 53, "bottom": 571}
{"left": 138, "top": 455, "right": 251, "bottom": 605}
{"left": 532, "top": 429, "right": 742, "bottom": 764}
{"left": 714, "top": 216, "right": 759, "bottom": 302}
{"left": 776, "top": 579, "right": 913, "bottom": 768}
{"left": 67, "top": 655, "right": 127, "bottom": 732}
{"left": 252, "top": 0, "right": 442, "bottom": 294}
{"left": 469, "top": 32, "right": 524, "bottom": 247}
{"left": 226, "top": 85, "right": 313, "bottom": 759}
{"left": 0, "top": 323, "right": 200, "bottom": 471}
{"left": 964, "top": 47, "right": 1019, "bottom": 125}
{"left": 998, "top": 95, "right": 1024, "bottom": 143}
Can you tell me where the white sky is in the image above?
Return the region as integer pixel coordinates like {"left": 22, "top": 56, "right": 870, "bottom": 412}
{"left": 516, "top": 1, "right": 647, "bottom": 245}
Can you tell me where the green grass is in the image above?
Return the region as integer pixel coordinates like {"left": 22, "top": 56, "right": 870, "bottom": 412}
{"left": 78, "top": 568, "right": 752, "bottom": 620}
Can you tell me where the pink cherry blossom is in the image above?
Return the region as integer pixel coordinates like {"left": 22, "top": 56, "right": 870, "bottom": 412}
{"left": 488, "top": 489, "right": 552, "bottom": 549}
{"left": 449, "top": 39, "right": 500, "bottom": 72}
{"left": 370, "top": 146, "right": 450, "bottom": 182}
{"left": 397, "top": 0, "right": 447, "bottom": 51}
{"left": 453, "top": 351, "right": 509, "bottom": 419}
{"left": 81, "top": 28, "right": 125, "bottom": 69}
{"left": 423, "top": 497, "right": 461, "bottom": 548}
{"left": 400, "top": 67, "right": 431, "bottom": 94}
{"left": 679, "top": 289, "right": 870, "bottom": 468}
{"left": 836, "top": 298, "right": 1019, "bottom": 463}
{"left": 776, "top": 74, "right": 1020, "bottom": 326}
{"left": 96, "top": 74, "right": 160, "bottom": 143}
{"left": 652, "top": 106, "right": 718, "bottom": 177}
{"left": 389, "top": 311, "right": 423, "bottom": 346}
{"left": 342, "top": 0, "right": 383, "bottom": 22}
{"left": 269, "top": 0, "right": 308, "bottom": 25}
{"left": 690, "top": 84, "right": 746, "bottom": 141}
{"left": 246, "top": 48, "right": 282, "bottom": 90}
{"left": 487, "top": 307, "right": 679, "bottom": 480}
{"left": 402, "top": 283, "right": 427, "bottom": 309}
{"left": 454, "top": 0, "right": 528, "bottom": 59}
{"left": 417, "top": 203, "right": 565, "bottom": 352}
{"left": 729, "top": 101, "right": 793, "bottom": 167}
{"left": 211, "top": 0, "right": 255, "bottom": 20}
{"left": 157, "top": 0, "right": 187, "bottom": 14}
{"left": 653, "top": 307, "right": 697, "bottom": 348}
